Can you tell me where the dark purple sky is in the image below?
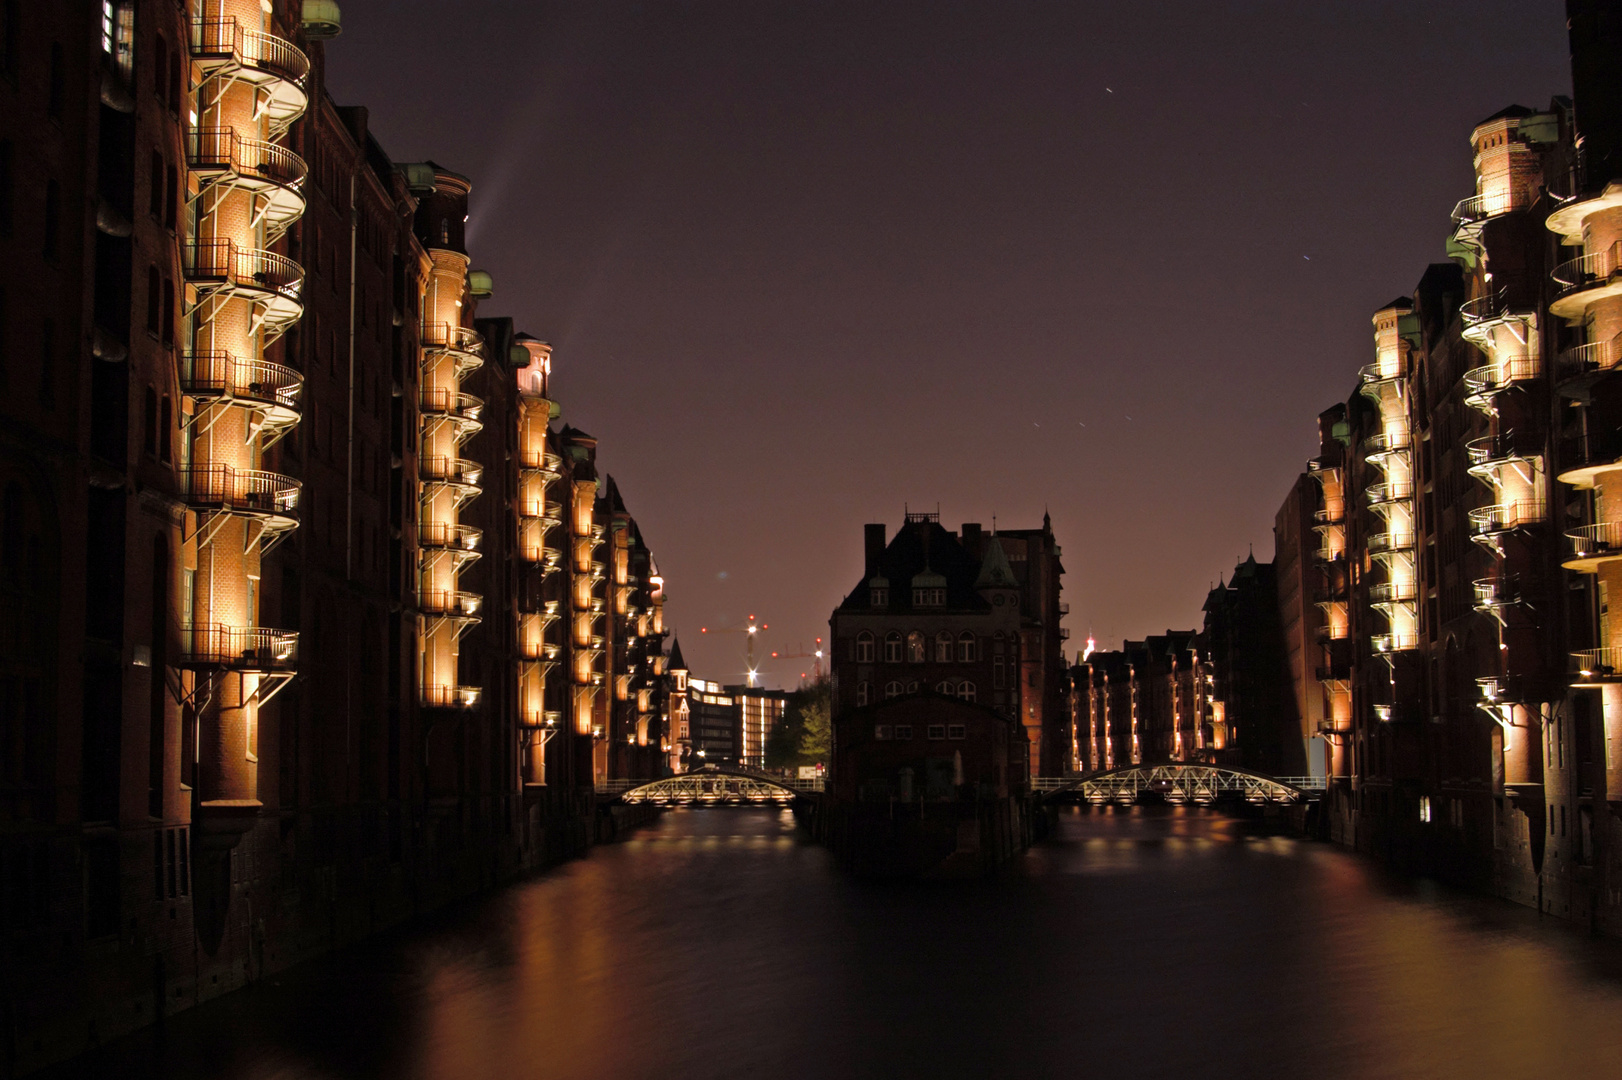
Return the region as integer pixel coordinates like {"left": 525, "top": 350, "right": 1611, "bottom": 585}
{"left": 328, "top": 1, "right": 1570, "bottom": 686}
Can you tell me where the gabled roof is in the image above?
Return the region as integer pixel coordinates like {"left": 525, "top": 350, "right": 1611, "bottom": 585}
{"left": 974, "top": 537, "right": 1017, "bottom": 589}
{"left": 835, "top": 520, "right": 991, "bottom": 613}
{"left": 668, "top": 636, "right": 686, "bottom": 671}
{"left": 1476, "top": 103, "right": 1533, "bottom": 126}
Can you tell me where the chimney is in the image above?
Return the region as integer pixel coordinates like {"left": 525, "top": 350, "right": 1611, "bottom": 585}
{"left": 864, "top": 523, "right": 885, "bottom": 576}
{"left": 961, "top": 522, "right": 982, "bottom": 555}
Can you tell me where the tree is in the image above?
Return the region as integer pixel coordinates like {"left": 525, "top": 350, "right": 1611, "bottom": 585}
{"left": 764, "top": 674, "right": 832, "bottom": 771}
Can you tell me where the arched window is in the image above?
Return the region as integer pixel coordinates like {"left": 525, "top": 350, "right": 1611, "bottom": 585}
{"left": 993, "top": 655, "right": 1006, "bottom": 689}
{"left": 158, "top": 396, "right": 172, "bottom": 462}
{"left": 906, "top": 630, "right": 925, "bottom": 663}
{"left": 935, "top": 631, "right": 952, "bottom": 662}
{"left": 146, "top": 265, "right": 160, "bottom": 332}
{"left": 906, "top": 680, "right": 920, "bottom": 694}
{"left": 162, "top": 277, "right": 175, "bottom": 342}
{"left": 856, "top": 631, "right": 875, "bottom": 663}
{"left": 883, "top": 631, "right": 903, "bottom": 663}
{"left": 143, "top": 387, "right": 158, "bottom": 457}
{"left": 884, "top": 680, "right": 904, "bottom": 699}
{"left": 958, "top": 631, "right": 975, "bottom": 663}
{"left": 935, "top": 680, "right": 953, "bottom": 695}
{"left": 856, "top": 681, "right": 870, "bottom": 706}
{"left": 153, "top": 35, "right": 167, "bottom": 97}
{"left": 958, "top": 681, "right": 976, "bottom": 703}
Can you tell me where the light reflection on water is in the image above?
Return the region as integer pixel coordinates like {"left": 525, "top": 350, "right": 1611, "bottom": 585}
{"left": 50, "top": 806, "right": 1622, "bottom": 1080}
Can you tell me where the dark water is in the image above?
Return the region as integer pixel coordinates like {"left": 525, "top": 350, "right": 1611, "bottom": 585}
{"left": 51, "top": 807, "right": 1622, "bottom": 1080}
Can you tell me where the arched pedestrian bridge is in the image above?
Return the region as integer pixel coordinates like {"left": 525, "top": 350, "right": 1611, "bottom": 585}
{"left": 605, "top": 766, "right": 820, "bottom": 806}
{"left": 1033, "top": 764, "right": 1322, "bottom": 806}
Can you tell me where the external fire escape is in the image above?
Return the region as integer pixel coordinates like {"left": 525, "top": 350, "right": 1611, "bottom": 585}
{"left": 176, "top": 7, "right": 308, "bottom": 840}
{"left": 516, "top": 340, "right": 563, "bottom": 782}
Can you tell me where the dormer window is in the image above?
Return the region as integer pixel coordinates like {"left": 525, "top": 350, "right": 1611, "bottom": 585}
{"left": 913, "top": 587, "right": 945, "bottom": 607}
{"left": 870, "top": 586, "right": 889, "bottom": 607}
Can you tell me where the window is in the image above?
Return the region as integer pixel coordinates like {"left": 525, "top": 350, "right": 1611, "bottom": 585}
{"left": 894, "top": 725, "right": 913, "bottom": 740}
{"left": 935, "top": 681, "right": 952, "bottom": 694}
{"left": 856, "top": 681, "right": 869, "bottom": 707}
{"left": 870, "top": 586, "right": 888, "bottom": 607}
{"left": 100, "top": 2, "right": 114, "bottom": 53}
{"left": 149, "top": 152, "right": 165, "bottom": 220}
{"left": 958, "top": 631, "right": 975, "bottom": 663}
{"left": 153, "top": 34, "right": 167, "bottom": 97}
{"left": 855, "top": 631, "right": 874, "bottom": 663}
{"left": 927, "top": 725, "right": 945, "bottom": 740}
{"left": 159, "top": 396, "right": 171, "bottom": 462}
{"left": 935, "top": 631, "right": 952, "bottom": 662}
{"left": 146, "top": 265, "right": 161, "bottom": 332}
{"left": 884, "top": 680, "right": 903, "bottom": 699}
{"left": 907, "top": 680, "right": 919, "bottom": 694}
{"left": 913, "top": 586, "right": 945, "bottom": 607}
{"left": 993, "top": 655, "right": 1006, "bottom": 689}
{"left": 143, "top": 387, "right": 158, "bottom": 456}
{"left": 947, "top": 724, "right": 966, "bottom": 740}
{"left": 165, "top": 162, "right": 178, "bottom": 229}
{"left": 958, "top": 681, "right": 976, "bottom": 703}
{"left": 1419, "top": 796, "right": 1432, "bottom": 823}
{"left": 162, "top": 278, "right": 175, "bottom": 344}
{"left": 874, "top": 725, "right": 892, "bottom": 740}
{"left": 906, "top": 630, "right": 925, "bottom": 663}
{"left": 883, "top": 631, "right": 903, "bottom": 664}
{"left": 38, "top": 318, "right": 53, "bottom": 408}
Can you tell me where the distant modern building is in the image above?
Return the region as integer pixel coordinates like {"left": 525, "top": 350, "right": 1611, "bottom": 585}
{"left": 1071, "top": 631, "right": 1201, "bottom": 772}
{"left": 828, "top": 511, "right": 1068, "bottom": 777}
{"left": 671, "top": 674, "right": 784, "bottom": 770}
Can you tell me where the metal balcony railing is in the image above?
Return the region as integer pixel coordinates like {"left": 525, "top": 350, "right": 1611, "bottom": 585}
{"left": 180, "top": 464, "right": 300, "bottom": 517}
{"left": 1313, "top": 504, "right": 1346, "bottom": 524}
{"left": 421, "top": 589, "right": 482, "bottom": 618}
{"left": 1313, "top": 544, "right": 1345, "bottom": 564}
{"left": 1465, "top": 433, "right": 1534, "bottom": 470}
{"left": 1358, "top": 359, "right": 1407, "bottom": 387}
{"left": 189, "top": 18, "right": 310, "bottom": 85}
{"left": 1365, "top": 481, "right": 1414, "bottom": 507}
{"left": 1307, "top": 456, "right": 1341, "bottom": 476}
{"left": 1366, "top": 531, "right": 1414, "bottom": 554}
{"left": 422, "top": 683, "right": 482, "bottom": 709}
{"left": 1371, "top": 633, "right": 1418, "bottom": 655}
{"left": 1551, "top": 241, "right": 1622, "bottom": 298}
{"left": 419, "top": 387, "right": 484, "bottom": 422}
{"left": 1361, "top": 430, "right": 1412, "bottom": 456}
{"left": 419, "top": 522, "right": 482, "bottom": 551}
{"left": 419, "top": 455, "right": 483, "bottom": 488}
{"left": 1369, "top": 582, "right": 1417, "bottom": 604}
{"left": 1462, "top": 357, "right": 1540, "bottom": 411}
{"left": 1566, "top": 522, "right": 1622, "bottom": 561}
{"left": 187, "top": 127, "right": 307, "bottom": 188}
{"left": 1561, "top": 427, "right": 1622, "bottom": 475}
{"left": 179, "top": 623, "right": 298, "bottom": 672}
{"left": 1559, "top": 335, "right": 1622, "bottom": 381}
{"left": 1473, "top": 576, "right": 1518, "bottom": 610}
{"left": 421, "top": 322, "right": 483, "bottom": 356}
{"left": 1468, "top": 500, "right": 1545, "bottom": 536}
{"left": 1450, "top": 190, "right": 1520, "bottom": 225}
{"left": 184, "top": 239, "right": 303, "bottom": 305}
{"left": 180, "top": 352, "right": 302, "bottom": 412}
{"left": 1572, "top": 648, "right": 1622, "bottom": 681}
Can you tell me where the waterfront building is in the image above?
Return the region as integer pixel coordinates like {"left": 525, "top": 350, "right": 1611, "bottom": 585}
{"left": 1070, "top": 632, "right": 1201, "bottom": 772}
{"left": 0, "top": 3, "right": 674, "bottom": 1068}
{"left": 1274, "top": 1, "right": 1622, "bottom": 929}
{"left": 828, "top": 512, "right": 1068, "bottom": 778}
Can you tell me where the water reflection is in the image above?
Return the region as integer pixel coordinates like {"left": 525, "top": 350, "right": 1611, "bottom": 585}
{"left": 49, "top": 806, "right": 1622, "bottom": 1079}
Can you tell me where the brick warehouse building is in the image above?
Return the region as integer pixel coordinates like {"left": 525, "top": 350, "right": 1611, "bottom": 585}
{"left": 0, "top": 2, "right": 676, "bottom": 1071}
{"left": 829, "top": 512, "right": 1067, "bottom": 778}
{"left": 1271, "top": 0, "right": 1622, "bottom": 932}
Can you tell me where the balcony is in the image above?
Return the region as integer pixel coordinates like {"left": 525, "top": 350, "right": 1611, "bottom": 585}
{"left": 1369, "top": 581, "right": 1417, "bottom": 604}
{"left": 1465, "top": 433, "right": 1536, "bottom": 480}
{"left": 1572, "top": 648, "right": 1622, "bottom": 686}
{"left": 1563, "top": 522, "right": 1622, "bottom": 573}
{"left": 1463, "top": 357, "right": 1540, "bottom": 413}
{"left": 1473, "top": 576, "right": 1520, "bottom": 619}
{"left": 1361, "top": 430, "right": 1412, "bottom": 460}
{"left": 1550, "top": 241, "right": 1622, "bottom": 321}
{"left": 1313, "top": 543, "right": 1345, "bottom": 565}
{"left": 188, "top": 18, "right": 308, "bottom": 133}
{"left": 180, "top": 352, "right": 302, "bottom": 438}
{"left": 1371, "top": 633, "right": 1418, "bottom": 655}
{"left": 1451, "top": 190, "right": 1520, "bottom": 228}
{"left": 1365, "top": 480, "right": 1414, "bottom": 508}
{"left": 420, "top": 455, "right": 483, "bottom": 493}
{"left": 184, "top": 240, "right": 304, "bottom": 331}
{"left": 422, "top": 684, "right": 482, "bottom": 709}
{"left": 179, "top": 624, "right": 298, "bottom": 673}
{"left": 1358, "top": 359, "right": 1407, "bottom": 399}
{"left": 1556, "top": 335, "right": 1622, "bottom": 401}
{"left": 1558, "top": 426, "right": 1622, "bottom": 489}
{"left": 421, "top": 589, "right": 482, "bottom": 619}
{"left": 180, "top": 464, "right": 299, "bottom": 528}
{"left": 422, "top": 322, "right": 484, "bottom": 373}
{"left": 419, "top": 522, "right": 482, "bottom": 553}
{"left": 186, "top": 128, "right": 307, "bottom": 241}
{"left": 1460, "top": 291, "right": 1533, "bottom": 347}
{"left": 1468, "top": 500, "right": 1544, "bottom": 539}
{"left": 1366, "top": 531, "right": 1414, "bottom": 555}
{"left": 420, "top": 387, "right": 484, "bottom": 439}
{"left": 518, "top": 499, "right": 563, "bottom": 526}
{"left": 1313, "top": 504, "right": 1346, "bottom": 525}
{"left": 519, "top": 446, "right": 564, "bottom": 478}
{"left": 1307, "top": 456, "right": 1341, "bottom": 478}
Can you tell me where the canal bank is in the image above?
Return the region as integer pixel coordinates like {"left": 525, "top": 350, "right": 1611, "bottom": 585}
{"left": 39, "top": 805, "right": 1622, "bottom": 1080}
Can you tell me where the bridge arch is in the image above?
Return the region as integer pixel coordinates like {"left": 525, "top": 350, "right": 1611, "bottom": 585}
{"left": 616, "top": 766, "right": 802, "bottom": 805}
{"left": 1042, "top": 764, "right": 1311, "bottom": 805}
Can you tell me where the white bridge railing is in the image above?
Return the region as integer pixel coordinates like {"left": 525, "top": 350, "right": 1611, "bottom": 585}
{"left": 1033, "top": 765, "right": 1323, "bottom": 804}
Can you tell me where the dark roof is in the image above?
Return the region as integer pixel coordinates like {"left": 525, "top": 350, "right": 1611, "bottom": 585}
{"left": 1378, "top": 296, "right": 1414, "bottom": 314}
{"left": 1476, "top": 104, "right": 1534, "bottom": 126}
{"left": 835, "top": 520, "right": 992, "bottom": 613}
{"left": 667, "top": 636, "right": 686, "bottom": 671}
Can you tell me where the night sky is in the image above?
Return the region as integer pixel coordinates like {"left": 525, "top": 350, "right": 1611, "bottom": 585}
{"left": 326, "top": 1, "right": 1570, "bottom": 686}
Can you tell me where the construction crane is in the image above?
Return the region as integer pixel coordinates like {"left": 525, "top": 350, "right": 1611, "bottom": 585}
{"left": 768, "top": 637, "right": 825, "bottom": 683}
{"left": 699, "top": 614, "right": 766, "bottom": 686}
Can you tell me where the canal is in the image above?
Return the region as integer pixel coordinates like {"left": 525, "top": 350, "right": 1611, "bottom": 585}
{"left": 47, "top": 806, "right": 1622, "bottom": 1079}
